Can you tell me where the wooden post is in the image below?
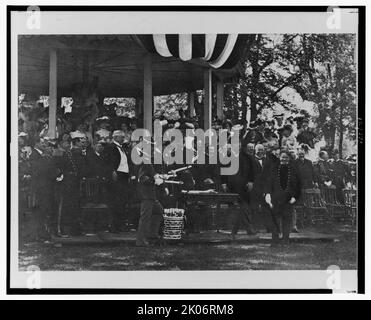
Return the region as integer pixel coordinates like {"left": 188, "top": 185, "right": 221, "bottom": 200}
{"left": 48, "top": 49, "right": 57, "bottom": 138}
{"left": 136, "top": 97, "right": 143, "bottom": 118}
{"left": 203, "top": 68, "right": 212, "bottom": 130}
{"left": 216, "top": 80, "right": 224, "bottom": 120}
{"left": 143, "top": 54, "right": 153, "bottom": 133}
{"left": 188, "top": 91, "right": 195, "bottom": 117}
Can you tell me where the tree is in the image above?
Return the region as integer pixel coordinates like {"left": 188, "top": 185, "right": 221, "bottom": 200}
{"left": 224, "top": 34, "right": 306, "bottom": 124}
{"left": 294, "top": 34, "right": 357, "bottom": 155}
{"left": 223, "top": 33, "right": 357, "bottom": 157}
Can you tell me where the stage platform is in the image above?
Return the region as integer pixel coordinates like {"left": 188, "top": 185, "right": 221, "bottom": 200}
{"left": 45, "top": 229, "right": 339, "bottom": 247}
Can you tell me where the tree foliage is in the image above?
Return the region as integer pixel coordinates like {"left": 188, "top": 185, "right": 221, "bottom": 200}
{"left": 224, "top": 33, "right": 357, "bottom": 155}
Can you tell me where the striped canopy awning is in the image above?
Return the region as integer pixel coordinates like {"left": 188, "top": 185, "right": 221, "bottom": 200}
{"left": 135, "top": 34, "right": 248, "bottom": 70}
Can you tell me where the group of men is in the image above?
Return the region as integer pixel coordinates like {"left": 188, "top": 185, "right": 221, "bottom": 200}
{"left": 19, "top": 114, "right": 355, "bottom": 247}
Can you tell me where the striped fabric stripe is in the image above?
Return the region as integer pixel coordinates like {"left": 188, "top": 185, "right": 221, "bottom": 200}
{"left": 153, "top": 34, "right": 172, "bottom": 57}
{"left": 209, "top": 34, "right": 239, "bottom": 68}
{"left": 204, "top": 34, "right": 217, "bottom": 60}
{"left": 137, "top": 34, "right": 242, "bottom": 69}
{"left": 178, "top": 34, "right": 193, "bottom": 61}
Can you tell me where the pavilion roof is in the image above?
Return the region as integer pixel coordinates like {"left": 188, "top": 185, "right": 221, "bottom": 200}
{"left": 18, "top": 34, "right": 253, "bottom": 97}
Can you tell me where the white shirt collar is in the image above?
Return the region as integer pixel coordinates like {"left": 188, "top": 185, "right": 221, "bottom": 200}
{"left": 113, "top": 141, "right": 122, "bottom": 148}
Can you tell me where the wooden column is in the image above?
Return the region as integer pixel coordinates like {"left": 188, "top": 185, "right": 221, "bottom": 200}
{"left": 48, "top": 49, "right": 57, "bottom": 138}
{"left": 136, "top": 97, "right": 143, "bottom": 118}
{"left": 216, "top": 80, "right": 224, "bottom": 120}
{"left": 203, "top": 68, "right": 212, "bottom": 130}
{"left": 188, "top": 91, "right": 195, "bottom": 117}
{"left": 143, "top": 54, "right": 153, "bottom": 133}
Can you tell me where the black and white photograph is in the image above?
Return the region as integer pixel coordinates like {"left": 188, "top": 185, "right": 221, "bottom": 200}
{"left": 7, "top": 6, "right": 365, "bottom": 293}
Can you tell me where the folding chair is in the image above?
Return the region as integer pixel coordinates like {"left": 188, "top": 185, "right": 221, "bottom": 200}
{"left": 80, "top": 178, "right": 110, "bottom": 234}
{"left": 302, "top": 189, "right": 329, "bottom": 224}
{"left": 343, "top": 189, "right": 357, "bottom": 225}
{"left": 320, "top": 187, "right": 346, "bottom": 221}
{"left": 293, "top": 194, "right": 305, "bottom": 229}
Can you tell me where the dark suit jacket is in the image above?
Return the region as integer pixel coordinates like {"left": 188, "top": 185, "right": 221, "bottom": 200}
{"left": 265, "top": 163, "right": 300, "bottom": 206}
{"left": 29, "top": 148, "right": 56, "bottom": 194}
{"left": 251, "top": 154, "right": 279, "bottom": 194}
{"left": 57, "top": 148, "right": 85, "bottom": 178}
{"left": 331, "top": 160, "right": 350, "bottom": 187}
{"left": 225, "top": 152, "right": 254, "bottom": 196}
{"left": 293, "top": 158, "right": 315, "bottom": 189}
{"left": 104, "top": 142, "right": 132, "bottom": 175}
{"left": 137, "top": 163, "right": 157, "bottom": 200}
{"left": 314, "top": 160, "right": 332, "bottom": 184}
{"left": 85, "top": 150, "right": 110, "bottom": 179}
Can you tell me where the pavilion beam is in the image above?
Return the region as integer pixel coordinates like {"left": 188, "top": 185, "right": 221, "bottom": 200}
{"left": 203, "top": 68, "right": 212, "bottom": 130}
{"left": 47, "top": 49, "right": 57, "bottom": 139}
{"left": 216, "top": 80, "right": 224, "bottom": 120}
{"left": 143, "top": 54, "right": 153, "bottom": 133}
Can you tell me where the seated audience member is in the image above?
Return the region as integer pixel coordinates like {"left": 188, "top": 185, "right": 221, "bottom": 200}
{"left": 297, "top": 119, "right": 316, "bottom": 149}
{"left": 243, "top": 125, "right": 264, "bottom": 146}
{"left": 130, "top": 118, "right": 138, "bottom": 132}
{"left": 263, "top": 128, "right": 278, "bottom": 145}
{"left": 121, "top": 120, "right": 132, "bottom": 143}
{"left": 280, "top": 125, "right": 297, "bottom": 150}
{"left": 288, "top": 148, "right": 297, "bottom": 161}
{"left": 315, "top": 150, "right": 333, "bottom": 188}
{"left": 245, "top": 143, "right": 255, "bottom": 157}
{"left": 95, "top": 117, "right": 112, "bottom": 143}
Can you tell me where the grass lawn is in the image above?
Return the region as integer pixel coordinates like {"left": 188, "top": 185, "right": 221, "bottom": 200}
{"left": 19, "top": 223, "right": 357, "bottom": 271}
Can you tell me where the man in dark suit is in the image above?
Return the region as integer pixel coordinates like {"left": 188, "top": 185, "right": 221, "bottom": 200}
{"left": 250, "top": 143, "right": 279, "bottom": 232}
{"left": 85, "top": 141, "right": 110, "bottom": 179}
{"left": 29, "top": 138, "right": 57, "bottom": 241}
{"left": 104, "top": 130, "right": 132, "bottom": 232}
{"left": 223, "top": 145, "right": 256, "bottom": 238}
{"left": 291, "top": 148, "right": 316, "bottom": 233}
{"left": 331, "top": 149, "right": 350, "bottom": 204}
{"left": 136, "top": 163, "right": 164, "bottom": 246}
{"left": 315, "top": 150, "right": 332, "bottom": 186}
{"left": 58, "top": 135, "right": 86, "bottom": 236}
{"left": 293, "top": 149, "right": 316, "bottom": 190}
{"left": 265, "top": 150, "right": 300, "bottom": 246}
